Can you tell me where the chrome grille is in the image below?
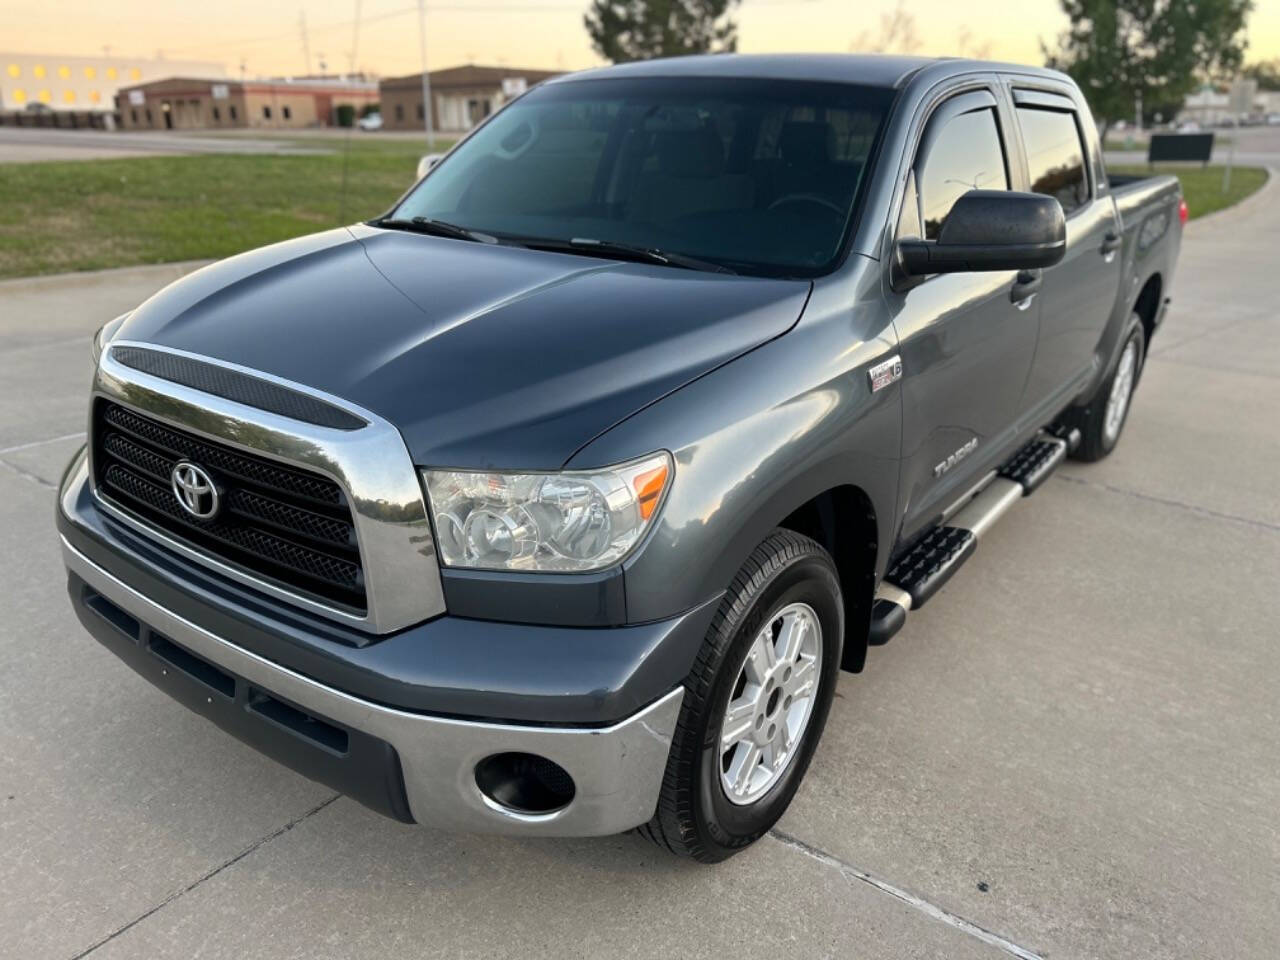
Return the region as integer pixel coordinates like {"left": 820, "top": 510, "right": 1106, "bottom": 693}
{"left": 93, "top": 401, "right": 366, "bottom": 611}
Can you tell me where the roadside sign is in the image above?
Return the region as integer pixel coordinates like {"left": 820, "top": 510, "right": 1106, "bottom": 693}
{"left": 1148, "top": 133, "right": 1215, "bottom": 167}
{"left": 211, "top": 84, "right": 229, "bottom": 100}
{"left": 501, "top": 77, "right": 527, "bottom": 97}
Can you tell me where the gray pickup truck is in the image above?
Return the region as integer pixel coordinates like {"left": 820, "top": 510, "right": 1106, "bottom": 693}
{"left": 58, "top": 54, "right": 1182, "bottom": 862}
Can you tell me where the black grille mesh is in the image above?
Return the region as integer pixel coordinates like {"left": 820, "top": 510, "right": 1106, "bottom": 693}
{"left": 103, "top": 405, "right": 342, "bottom": 505}
{"left": 93, "top": 401, "right": 365, "bottom": 610}
{"left": 111, "top": 346, "right": 366, "bottom": 431}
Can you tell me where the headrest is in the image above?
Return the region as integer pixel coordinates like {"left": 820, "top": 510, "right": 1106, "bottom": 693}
{"left": 780, "top": 122, "right": 834, "bottom": 166}
{"left": 654, "top": 127, "right": 725, "bottom": 178}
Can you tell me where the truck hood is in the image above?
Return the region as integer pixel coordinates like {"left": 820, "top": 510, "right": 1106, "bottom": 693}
{"left": 117, "top": 226, "right": 810, "bottom": 468}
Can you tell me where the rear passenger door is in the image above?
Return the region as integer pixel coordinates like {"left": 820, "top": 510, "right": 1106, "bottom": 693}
{"left": 1011, "top": 87, "right": 1123, "bottom": 417}
{"left": 885, "top": 88, "right": 1040, "bottom": 543}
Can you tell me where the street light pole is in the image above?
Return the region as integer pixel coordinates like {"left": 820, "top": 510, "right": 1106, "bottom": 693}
{"left": 417, "top": 0, "right": 434, "bottom": 148}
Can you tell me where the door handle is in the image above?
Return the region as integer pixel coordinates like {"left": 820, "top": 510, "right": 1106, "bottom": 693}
{"left": 1011, "top": 269, "right": 1041, "bottom": 309}
{"left": 1101, "top": 231, "right": 1122, "bottom": 256}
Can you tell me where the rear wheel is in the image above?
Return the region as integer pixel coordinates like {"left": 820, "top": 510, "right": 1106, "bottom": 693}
{"left": 638, "top": 530, "right": 843, "bottom": 862}
{"left": 1069, "top": 320, "right": 1145, "bottom": 462}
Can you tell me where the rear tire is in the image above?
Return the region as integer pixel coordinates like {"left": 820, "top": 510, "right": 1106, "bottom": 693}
{"left": 638, "top": 530, "right": 843, "bottom": 862}
{"left": 1069, "top": 320, "right": 1145, "bottom": 462}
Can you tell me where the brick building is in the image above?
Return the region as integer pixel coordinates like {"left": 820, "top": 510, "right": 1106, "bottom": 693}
{"left": 115, "top": 76, "right": 378, "bottom": 131}
{"left": 379, "top": 64, "right": 561, "bottom": 133}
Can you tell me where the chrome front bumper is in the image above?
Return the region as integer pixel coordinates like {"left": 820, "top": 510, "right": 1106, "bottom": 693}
{"left": 62, "top": 535, "right": 683, "bottom": 837}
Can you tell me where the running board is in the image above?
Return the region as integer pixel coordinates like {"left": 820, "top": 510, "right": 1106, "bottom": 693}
{"left": 869, "top": 428, "right": 1076, "bottom": 645}
{"left": 997, "top": 435, "right": 1067, "bottom": 495}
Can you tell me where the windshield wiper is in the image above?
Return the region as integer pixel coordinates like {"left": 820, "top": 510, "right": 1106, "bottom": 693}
{"left": 518, "top": 236, "right": 736, "bottom": 275}
{"left": 373, "top": 216, "right": 497, "bottom": 244}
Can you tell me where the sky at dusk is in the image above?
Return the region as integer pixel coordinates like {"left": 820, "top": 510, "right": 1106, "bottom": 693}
{"left": 3, "top": 0, "right": 1278, "bottom": 80}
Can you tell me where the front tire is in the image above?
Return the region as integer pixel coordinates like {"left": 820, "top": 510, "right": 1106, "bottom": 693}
{"left": 1069, "top": 320, "right": 1145, "bottom": 462}
{"left": 638, "top": 530, "right": 843, "bottom": 862}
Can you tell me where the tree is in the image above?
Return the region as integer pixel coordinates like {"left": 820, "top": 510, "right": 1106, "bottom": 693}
{"left": 1044, "top": 0, "right": 1253, "bottom": 139}
{"left": 850, "top": 1, "right": 921, "bottom": 55}
{"left": 584, "top": 0, "right": 741, "bottom": 63}
{"left": 1243, "top": 59, "right": 1280, "bottom": 91}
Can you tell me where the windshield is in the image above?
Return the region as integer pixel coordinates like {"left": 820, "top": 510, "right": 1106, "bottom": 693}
{"left": 388, "top": 76, "right": 894, "bottom": 277}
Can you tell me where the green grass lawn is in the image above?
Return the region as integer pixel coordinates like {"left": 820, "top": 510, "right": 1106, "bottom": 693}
{"left": 0, "top": 136, "right": 451, "bottom": 280}
{"left": 1108, "top": 165, "right": 1268, "bottom": 220}
{"left": 0, "top": 147, "right": 1268, "bottom": 280}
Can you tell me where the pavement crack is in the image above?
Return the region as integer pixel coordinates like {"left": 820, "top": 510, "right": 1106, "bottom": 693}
{"left": 1054, "top": 473, "right": 1280, "bottom": 534}
{"left": 0, "top": 431, "right": 86, "bottom": 455}
{"left": 0, "top": 457, "right": 56, "bottom": 489}
{"left": 68, "top": 794, "right": 340, "bottom": 959}
{"left": 769, "top": 829, "right": 1046, "bottom": 960}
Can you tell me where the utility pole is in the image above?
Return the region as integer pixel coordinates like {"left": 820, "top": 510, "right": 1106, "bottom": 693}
{"left": 417, "top": 0, "right": 434, "bottom": 148}
{"left": 299, "top": 10, "right": 313, "bottom": 76}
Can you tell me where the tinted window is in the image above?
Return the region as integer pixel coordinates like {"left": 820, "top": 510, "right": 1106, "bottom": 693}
{"left": 918, "top": 108, "right": 1008, "bottom": 240}
{"left": 1018, "top": 107, "right": 1088, "bottom": 215}
{"left": 391, "top": 77, "right": 894, "bottom": 277}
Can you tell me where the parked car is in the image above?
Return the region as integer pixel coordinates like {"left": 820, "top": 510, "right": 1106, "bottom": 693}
{"left": 60, "top": 54, "right": 1182, "bottom": 862}
{"left": 416, "top": 152, "right": 443, "bottom": 180}
{"left": 356, "top": 112, "right": 383, "bottom": 131}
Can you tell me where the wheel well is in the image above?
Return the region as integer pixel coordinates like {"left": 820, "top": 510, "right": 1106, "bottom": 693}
{"left": 778, "top": 485, "right": 877, "bottom": 673}
{"left": 1134, "top": 274, "right": 1162, "bottom": 351}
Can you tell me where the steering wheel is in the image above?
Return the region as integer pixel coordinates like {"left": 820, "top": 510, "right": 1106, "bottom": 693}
{"left": 768, "top": 193, "right": 845, "bottom": 216}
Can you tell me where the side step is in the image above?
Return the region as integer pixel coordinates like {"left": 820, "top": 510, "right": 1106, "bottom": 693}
{"left": 869, "top": 427, "right": 1077, "bottom": 645}
{"left": 998, "top": 436, "right": 1065, "bottom": 494}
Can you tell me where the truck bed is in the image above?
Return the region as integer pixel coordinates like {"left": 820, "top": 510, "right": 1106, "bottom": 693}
{"left": 1109, "top": 172, "right": 1182, "bottom": 221}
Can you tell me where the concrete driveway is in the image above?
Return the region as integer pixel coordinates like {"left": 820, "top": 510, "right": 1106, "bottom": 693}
{"left": 2, "top": 177, "right": 1278, "bottom": 959}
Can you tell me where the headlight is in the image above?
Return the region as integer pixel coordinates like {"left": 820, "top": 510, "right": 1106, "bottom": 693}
{"left": 91, "top": 312, "right": 131, "bottom": 364}
{"left": 422, "top": 452, "right": 672, "bottom": 572}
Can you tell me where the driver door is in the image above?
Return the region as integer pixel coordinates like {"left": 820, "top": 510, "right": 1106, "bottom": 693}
{"left": 884, "top": 87, "right": 1040, "bottom": 545}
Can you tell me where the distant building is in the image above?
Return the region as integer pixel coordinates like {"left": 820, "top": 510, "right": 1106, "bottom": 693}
{"left": 0, "top": 52, "right": 224, "bottom": 113}
{"left": 379, "top": 65, "right": 562, "bottom": 133}
{"left": 1179, "top": 81, "right": 1280, "bottom": 126}
{"left": 115, "top": 76, "right": 378, "bottom": 130}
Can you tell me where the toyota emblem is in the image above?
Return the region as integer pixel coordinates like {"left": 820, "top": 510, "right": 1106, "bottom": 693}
{"left": 171, "top": 461, "right": 220, "bottom": 520}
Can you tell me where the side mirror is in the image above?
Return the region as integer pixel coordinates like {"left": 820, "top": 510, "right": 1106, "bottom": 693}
{"left": 898, "top": 190, "right": 1066, "bottom": 276}
{"left": 416, "top": 153, "right": 444, "bottom": 180}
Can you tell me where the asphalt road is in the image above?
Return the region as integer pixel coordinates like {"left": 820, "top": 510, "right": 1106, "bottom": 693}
{"left": 0, "top": 128, "right": 330, "bottom": 163}
{"left": 2, "top": 174, "right": 1278, "bottom": 959}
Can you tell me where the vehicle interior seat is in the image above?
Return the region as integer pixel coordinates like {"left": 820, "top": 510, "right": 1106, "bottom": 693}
{"left": 770, "top": 120, "right": 848, "bottom": 206}
{"left": 629, "top": 127, "right": 755, "bottom": 224}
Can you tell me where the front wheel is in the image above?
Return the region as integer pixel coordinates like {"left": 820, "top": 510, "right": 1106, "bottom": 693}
{"left": 1069, "top": 320, "right": 1145, "bottom": 462}
{"left": 638, "top": 530, "right": 843, "bottom": 862}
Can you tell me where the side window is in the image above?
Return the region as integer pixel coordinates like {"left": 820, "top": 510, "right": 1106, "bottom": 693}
{"left": 918, "top": 107, "right": 1008, "bottom": 240}
{"left": 1017, "top": 106, "right": 1089, "bottom": 215}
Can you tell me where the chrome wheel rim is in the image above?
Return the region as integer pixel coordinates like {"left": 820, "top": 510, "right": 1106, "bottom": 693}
{"left": 1103, "top": 338, "right": 1139, "bottom": 446}
{"left": 718, "top": 601, "right": 823, "bottom": 806}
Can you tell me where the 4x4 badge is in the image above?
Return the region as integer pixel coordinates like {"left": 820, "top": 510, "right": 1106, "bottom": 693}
{"left": 868, "top": 355, "right": 902, "bottom": 393}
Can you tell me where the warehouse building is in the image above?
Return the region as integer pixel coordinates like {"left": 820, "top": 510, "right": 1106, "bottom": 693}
{"left": 115, "top": 76, "right": 378, "bottom": 131}
{"left": 379, "top": 64, "right": 561, "bottom": 133}
{"left": 1, "top": 51, "right": 223, "bottom": 113}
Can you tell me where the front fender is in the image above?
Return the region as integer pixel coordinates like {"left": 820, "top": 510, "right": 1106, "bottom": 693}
{"left": 568, "top": 267, "right": 901, "bottom": 628}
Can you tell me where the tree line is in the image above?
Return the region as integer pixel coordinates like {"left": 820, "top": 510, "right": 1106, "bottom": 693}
{"left": 583, "top": 0, "right": 1262, "bottom": 134}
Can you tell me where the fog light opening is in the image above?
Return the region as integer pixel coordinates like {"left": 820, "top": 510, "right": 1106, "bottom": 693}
{"left": 474, "top": 752, "right": 576, "bottom": 815}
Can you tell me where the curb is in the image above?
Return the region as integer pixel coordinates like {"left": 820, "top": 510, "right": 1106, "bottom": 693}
{"left": 0, "top": 259, "right": 214, "bottom": 293}
{"left": 1183, "top": 166, "right": 1276, "bottom": 231}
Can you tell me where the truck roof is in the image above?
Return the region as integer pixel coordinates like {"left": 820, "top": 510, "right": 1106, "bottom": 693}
{"left": 552, "top": 53, "right": 1069, "bottom": 90}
